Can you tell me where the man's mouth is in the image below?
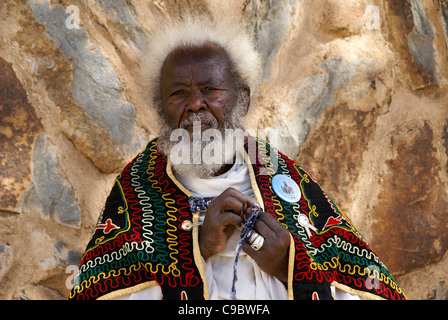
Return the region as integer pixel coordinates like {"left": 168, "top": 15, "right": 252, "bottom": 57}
{"left": 180, "top": 114, "right": 218, "bottom": 133}
{"left": 184, "top": 122, "right": 211, "bottom": 133}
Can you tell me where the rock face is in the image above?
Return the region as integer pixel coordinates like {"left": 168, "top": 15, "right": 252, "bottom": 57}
{"left": 0, "top": 0, "right": 447, "bottom": 299}
{"left": 0, "top": 57, "right": 44, "bottom": 213}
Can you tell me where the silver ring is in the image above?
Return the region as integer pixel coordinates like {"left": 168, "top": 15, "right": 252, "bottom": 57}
{"left": 248, "top": 230, "right": 259, "bottom": 244}
{"left": 250, "top": 234, "right": 265, "bottom": 251}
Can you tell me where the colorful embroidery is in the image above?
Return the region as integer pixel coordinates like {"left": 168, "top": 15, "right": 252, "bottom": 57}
{"left": 69, "top": 137, "right": 406, "bottom": 300}
{"left": 69, "top": 142, "right": 203, "bottom": 300}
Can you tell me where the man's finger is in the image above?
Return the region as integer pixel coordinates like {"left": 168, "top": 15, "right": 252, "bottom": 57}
{"left": 252, "top": 216, "right": 276, "bottom": 240}
{"left": 256, "top": 211, "right": 287, "bottom": 234}
{"left": 222, "top": 187, "right": 259, "bottom": 210}
{"left": 221, "top": 211, "right": 243, "bottom": 228}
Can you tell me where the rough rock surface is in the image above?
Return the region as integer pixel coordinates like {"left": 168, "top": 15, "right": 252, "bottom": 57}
{"left": 0, "top": 0, "right": 447, "bottom": 299}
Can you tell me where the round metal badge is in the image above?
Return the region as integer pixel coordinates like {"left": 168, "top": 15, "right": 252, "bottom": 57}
{"left": 271, "top": 174, "right": 301, "bottom": 203}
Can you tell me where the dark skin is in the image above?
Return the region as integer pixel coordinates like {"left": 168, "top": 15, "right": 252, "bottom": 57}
{"left": 160, "top": 43, "right": 291, "bottom": 283}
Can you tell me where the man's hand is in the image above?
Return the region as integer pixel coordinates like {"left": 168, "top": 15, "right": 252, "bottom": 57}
{"left": 199, "top": 187, "right": 291, "bottom": 284}
{"left": 242, "top": 210, "right": 291, "bottom": 283}
{"left": 199, "top": 187, "right": 257, "bottom": 261}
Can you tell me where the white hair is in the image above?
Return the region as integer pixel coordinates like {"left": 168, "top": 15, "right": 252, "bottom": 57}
{"left": 141, "top": 14, "right": 262, "bottom": 112}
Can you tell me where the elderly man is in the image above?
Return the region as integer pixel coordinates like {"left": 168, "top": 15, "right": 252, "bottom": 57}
{"left": 68, "top": 16, "right": 406, "bottom": 300}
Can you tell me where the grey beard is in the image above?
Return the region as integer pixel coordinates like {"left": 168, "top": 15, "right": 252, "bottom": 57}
{"left": 157, "top": 95, "right": 247, "bottom": 178}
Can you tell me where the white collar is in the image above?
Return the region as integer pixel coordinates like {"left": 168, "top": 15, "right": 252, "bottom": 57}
{"left": 173, "top": 152, "right": 254, "bottom": 198}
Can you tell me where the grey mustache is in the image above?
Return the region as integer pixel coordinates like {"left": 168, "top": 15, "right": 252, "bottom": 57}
{"left": 180, "top": 113, "right": 218, "bottom": 129}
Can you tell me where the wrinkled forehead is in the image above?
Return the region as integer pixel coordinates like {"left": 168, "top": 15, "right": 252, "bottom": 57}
{"left": 160, "top": 42, "right": 233, "bottom": 78}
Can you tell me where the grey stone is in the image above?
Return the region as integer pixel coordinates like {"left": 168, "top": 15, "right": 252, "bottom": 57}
{"left": 443, "top": 119, "right": 448, "bottom": 176}
{"left": 97, "top": 0, "right": 148, "bottom": 50}
{"left": 245, "top": 0, "right": 300, "bottom": 79}
{"left": 54, "top": 241, "right": 83, "bottom": 266}
{"left": 408, "top": 0, "right": 436, "bottom": 81}
{"left": 0, "top": 244, "right": 12, "bottom": 282}
{"left": 18, "top": 134, "right": 81, "bottom": 227}
{"left": 28, "top": 0, "right": 136, "bottom": 145}
{"left": 441, "top": 2, "right": 448, "bottom": 38}
{"left": 267, "top": 56, "right": 366, "bottom": 158}
{"left": 28, "top": 0, "right": 146, "bottom": 172}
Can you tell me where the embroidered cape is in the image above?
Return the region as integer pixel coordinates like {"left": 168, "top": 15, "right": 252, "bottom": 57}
{"left": 68, "top": 137, "right": 406, "bottom": 300}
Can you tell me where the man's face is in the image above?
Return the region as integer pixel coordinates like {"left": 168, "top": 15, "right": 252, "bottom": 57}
{"left": 160, "top": 44, "right": 239, "bottom": 133}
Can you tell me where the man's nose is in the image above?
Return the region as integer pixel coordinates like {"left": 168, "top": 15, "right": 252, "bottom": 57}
{"left": 186, "top": 90, "right": 206, "bottom": 113}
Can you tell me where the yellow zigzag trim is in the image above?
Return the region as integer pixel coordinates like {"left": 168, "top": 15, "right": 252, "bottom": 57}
{"left": 162, "top": 193, "right": 181, "bottom": 277}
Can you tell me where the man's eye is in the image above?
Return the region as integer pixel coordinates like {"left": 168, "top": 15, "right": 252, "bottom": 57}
{"left": 170, "top": 90, "right": 185, "bottom": 96}
{"left": 202, "top": 87, "right": 220, "bottom": 94}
